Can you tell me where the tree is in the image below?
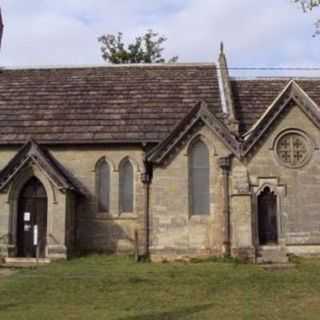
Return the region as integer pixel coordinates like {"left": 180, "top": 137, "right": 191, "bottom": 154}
{"left": 294, "top": 0, "right": 320, "bottom": 36}
{"left": 98, "top": 30, "right": 178, "bottom": 64}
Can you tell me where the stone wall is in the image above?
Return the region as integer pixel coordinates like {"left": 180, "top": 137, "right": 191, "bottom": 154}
{"left": 50, "top": 145, "right": 145, "bottom": 254}
{"left": 0, "top": 145, "right": 145, "bottom": 258}
{"left": 230, "top": 161, "right": 255, "bottom": 260}
{"left": 0, "top": 137, "right": 256, "bottom": 261}
{"left": 247, "top": 105, "right": 320, "bottom": 249}
{"left": 1, "top": 104, "right": 319, "bottom": 261}
{"left": 150, "top": 126, "right": 236, "bottom": 260}
{"left": 0, "top": 148, "right": 14, "bottom": 256}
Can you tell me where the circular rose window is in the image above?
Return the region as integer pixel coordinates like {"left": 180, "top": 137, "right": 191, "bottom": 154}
{"left": 275, "top": 132, "right": 312, "bottom": 168}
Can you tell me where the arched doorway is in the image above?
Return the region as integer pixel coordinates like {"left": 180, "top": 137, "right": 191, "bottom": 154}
{"left": 257, "top": 187, "right": 278, "bottom": 245}
{"left": 17, "top": 177, "right": 48, "bottom": 258}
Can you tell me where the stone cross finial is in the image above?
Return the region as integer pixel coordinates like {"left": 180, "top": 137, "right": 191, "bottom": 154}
{"left": 0, "top": 8, "right": 3, "bottom": 49}
{"left": 217, "top": 42, "right": 239, "bottom": 134}
{"left": 220, "top": 41, "right": 224, "bottom": 55}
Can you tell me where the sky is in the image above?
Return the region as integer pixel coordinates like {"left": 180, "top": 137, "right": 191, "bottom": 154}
{"left": 0, "top": 0, "right": 319, "bottom": 77}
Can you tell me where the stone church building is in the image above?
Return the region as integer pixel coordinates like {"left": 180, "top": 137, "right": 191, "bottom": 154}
{"left": 0, "top": 47, "right": 319, "bottom": 263}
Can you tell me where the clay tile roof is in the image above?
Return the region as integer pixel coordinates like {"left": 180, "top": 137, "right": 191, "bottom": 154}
{"left": 231, "top": 78, "right": 320, "bottom": 135}
{"left": 0, "top": 64, "right": 222, "bottom": 145}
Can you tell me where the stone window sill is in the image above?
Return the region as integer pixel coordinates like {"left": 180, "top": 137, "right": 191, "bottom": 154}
{"left": 189, "top": 215, "right": 209, "bottom": 223}
{"left": 95, "top": 211, "right": 137, "bottom": 220}
{"left": 119, "top": 212, "right": 137, "bottom": 219}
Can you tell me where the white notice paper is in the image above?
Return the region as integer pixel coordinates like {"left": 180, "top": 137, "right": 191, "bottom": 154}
{"left": 33, "top": 225, "right": 38, "bottom": 246}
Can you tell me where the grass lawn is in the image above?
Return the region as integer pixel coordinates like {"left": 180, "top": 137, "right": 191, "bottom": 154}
{"left": 0, "top": 256, "right": 320, "bottom": 319}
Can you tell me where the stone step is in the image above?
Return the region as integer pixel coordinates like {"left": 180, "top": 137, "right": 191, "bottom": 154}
{"left": 2, "top": 257, "right": 51, "bottom": 268}
{"left": 257, "top": 245, "right": 284, "bottom": 251}
{"left": 257, "top": 246, "right": 289, "bottom": 264}
{"left": 257, "top": 256, "right": 289, "bottom": 264}
{"left": 260, "top": 263, "right": 296, "bottom": 271}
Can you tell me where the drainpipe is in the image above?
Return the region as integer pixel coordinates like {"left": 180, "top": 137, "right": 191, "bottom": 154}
{"left": 218, "top": 156, "right": 232, "bottom": 257}
{"left": 141, "top": 160, "right": 152, "bottom": 259}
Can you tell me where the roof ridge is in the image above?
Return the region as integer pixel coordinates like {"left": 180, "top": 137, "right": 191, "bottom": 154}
{"left": 231, "top": 77, "right": 320, "bottom": 81}
{"left": 1, "top": 63, "right": 216, "bottom": 71}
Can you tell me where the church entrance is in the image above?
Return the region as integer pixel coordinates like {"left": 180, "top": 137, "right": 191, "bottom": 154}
{"left": 257, "top": 187, "right": 278, "bottom": 245}
{"left": 17, "top": 177, "right": 48, "bottom": 258}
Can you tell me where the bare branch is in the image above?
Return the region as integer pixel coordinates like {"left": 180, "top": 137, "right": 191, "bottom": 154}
{"left": 294, "top": 0, "right": 320, "bottom": 36}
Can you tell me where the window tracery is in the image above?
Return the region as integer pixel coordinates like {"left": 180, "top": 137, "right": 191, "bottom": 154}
{"left": 276, "top": 132, "right": 311, "bottom": 168}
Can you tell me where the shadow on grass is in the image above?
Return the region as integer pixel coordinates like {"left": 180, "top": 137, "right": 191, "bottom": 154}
{"left": 118, "top": 303, "right": 214, "bottom": 320}
{"left": 0, "top": 303, "right": 20, "bottom": 312}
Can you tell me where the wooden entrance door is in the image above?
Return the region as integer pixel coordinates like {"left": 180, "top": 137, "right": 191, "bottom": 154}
{"left": 17, "top": 177, "right": 48, "bottom": 258}
{"left": 257, "top": 187, "right": 278, "bottom": 245}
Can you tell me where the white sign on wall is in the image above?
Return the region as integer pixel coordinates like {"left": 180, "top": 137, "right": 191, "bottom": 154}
{"left": 33, "top": 225, "right": 38, "bottom": 246}
{"left": 24, "top": 212, "right": 31, "bottom": 222}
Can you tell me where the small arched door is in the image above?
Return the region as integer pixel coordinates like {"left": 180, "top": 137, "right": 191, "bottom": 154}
{"left": 17, "top": 177, "right": 48, "bottom": 258}
{"left": 257, "top": 187, "right": 278, "bottom": 245}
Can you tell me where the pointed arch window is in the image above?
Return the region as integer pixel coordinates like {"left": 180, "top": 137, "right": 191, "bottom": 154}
{"left": 189, "top": 140, "right": 210, "bottom": 215}
{"left": 96, "top": 159, "right": 110, "bottom": 212}
{"left": 119, "top": 159, "right": 134, "bottom": 213}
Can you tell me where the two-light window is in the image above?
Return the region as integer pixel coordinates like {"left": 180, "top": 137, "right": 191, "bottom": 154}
{"left": 96, "top": 158, "right": 134, "bottom": 214}
{"left": 189, "top": 140, "right": 210, "bottom": 215}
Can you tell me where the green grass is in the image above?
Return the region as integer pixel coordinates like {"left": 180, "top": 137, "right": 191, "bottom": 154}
{"left": 1, "top": 256, "right": 320, "bottom": 319}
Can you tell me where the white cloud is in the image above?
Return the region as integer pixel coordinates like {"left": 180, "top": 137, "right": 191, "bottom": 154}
{"left": 0, "top": 0, "right": 319, "bottom": 76}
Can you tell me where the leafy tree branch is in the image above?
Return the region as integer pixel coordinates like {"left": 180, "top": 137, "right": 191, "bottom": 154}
{"left": 98, "top": 30, "right": 178, "bottom": 64}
